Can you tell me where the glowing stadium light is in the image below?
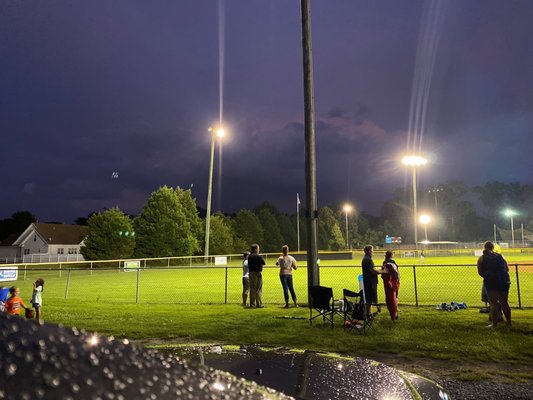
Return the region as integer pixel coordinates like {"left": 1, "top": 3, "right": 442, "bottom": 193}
{"left": 205, "top": 126, "right": 226, "bottom": 261}
{"left": 419, "top": 214, "right": 431, "bottom": 242}
{"left": 342, "top": 204, "right": 353, "bottom": 250}
{"left": 402, "top": 154, "right": 428, "bottom": 253}
{"left": 504, "top": 209, "right": 517, "bottom": 248}
{"left": 402, "top": 155, "right": 428, "bottom": 166}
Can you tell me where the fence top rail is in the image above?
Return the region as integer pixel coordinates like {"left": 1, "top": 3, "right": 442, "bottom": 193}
{"left": 2, "top": 263, "right": 531, "bottom": 273}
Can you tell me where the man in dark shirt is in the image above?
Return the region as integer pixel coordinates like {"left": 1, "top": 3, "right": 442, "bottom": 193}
{"left": 361, "top": 245, "right": 382, "bottom": 315}
{"left": 247, "top": 243, "right": 266, "bottom": 308}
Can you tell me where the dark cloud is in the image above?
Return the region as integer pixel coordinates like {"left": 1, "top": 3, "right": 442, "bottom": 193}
{"left": 1, "top": 1, "right": 532, "bottom": 222}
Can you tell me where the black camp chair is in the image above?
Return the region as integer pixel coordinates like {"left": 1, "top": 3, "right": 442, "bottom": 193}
{"left": 342, "top": 288, "right": 380, "bottom": 334}
{"left": 309, "top": 286, "right": 340, "bottom": 328}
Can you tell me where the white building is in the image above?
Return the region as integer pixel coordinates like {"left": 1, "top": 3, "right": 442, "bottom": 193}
{"left": 0, "top": 223, "right": 88, "bottom": 263}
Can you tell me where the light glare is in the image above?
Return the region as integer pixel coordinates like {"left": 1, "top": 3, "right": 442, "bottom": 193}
{"left": 402, "top": 155, "right": 428, "bottom": 166}
{"left": 87, "top": 335, "right": 99, "bottom": 347}
{"left": 419, "top": 214, "right": 431, "bottom": 224}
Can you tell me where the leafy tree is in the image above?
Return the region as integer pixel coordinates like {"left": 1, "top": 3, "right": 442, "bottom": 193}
{"left": 80, "top": 208, "right": 135, "bottom": 260}
{"left": 254, "top": 201, "right": 279, "bottom": 216}
{"left": 475, "top": 182, "right": 525, "bottom": 214}
{"left": 134, "top": 186, "right": 193, "bottom": 257}
{"left": 381, "top": 188, "right": 410, "bottom": 242}
{"left": 276, "top": 214, "right": 298, "bottom": 250}
{"left": 74, "top": 212, "right": 97, "bottom": 226}
{"left": 318, "top": 206, "right": 344, "bottom": 250}
{"left": 329, "top": 223, "right": 345, "bottom": 251}
{"left": 10, "top": 211, "right": 37, "bottom": 232}
{"left": 232, "top": 209, "right": 264, "bottom": 252}
{"left": 292, "top": 213, "right": 307, "bottom": 251}
{"left": 257, "top": 208, "right": 284, "bottom": 253}
{"left": 431, "top": 181, "right": 471, "bottom": 241}
{"left": 176, "top": 187, "right": 203, "bottom": 254}
{"left": 523, "top": 186, "right": 533, "bottom": 230}
{"left": 208, "top": 213, "right": 234, "bottom": 255}
{"left": 0, "top": 211, "right": 37, "bottom": 241}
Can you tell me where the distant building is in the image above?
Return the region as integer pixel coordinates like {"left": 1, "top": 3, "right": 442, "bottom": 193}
{"left": 0, "top": 223, "right": 88, "bottom": 263}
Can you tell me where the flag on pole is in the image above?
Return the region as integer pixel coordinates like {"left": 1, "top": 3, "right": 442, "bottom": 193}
{"left": 297, "top": 193, "right": 301, "bottom": 206}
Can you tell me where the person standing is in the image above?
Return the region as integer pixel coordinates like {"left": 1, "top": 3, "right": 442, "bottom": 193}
{"left": 247, "top": 243, "right": 265, "bottom": 308}
{"left": 5, "top": 286, "right": 30, "bottom": 316}
{"left": 276, "top": 245, "right": 298, "bottom": 308}
{"left": 381, "top": 250, "right": 400, "bottom": 320}
{"left": 361, "top": 245, "right": 383, "bottom": 316}
{"left": 31, "top": 278, "right": 45, "bottom": 320}
{"left": 241, "top": 252, "right": 250, "bottom": 307}
{"left": 0, "top": 286, "right": 9, "bottom": 312}
{"left": 477, "top": 241, "right": 512, "bottom": 327}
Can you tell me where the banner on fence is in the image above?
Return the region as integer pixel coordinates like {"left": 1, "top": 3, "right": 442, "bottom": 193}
{"left": 0, "top": 266, "right": 18, "bottom": 282}
{"left": 215, "top": 256, "right": 227, "bottom": 266}
{"left": 124, "top": 260, "right": 140, "bottom": 272}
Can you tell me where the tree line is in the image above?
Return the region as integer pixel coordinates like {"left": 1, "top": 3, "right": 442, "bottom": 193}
{"left": 1, "top": 181, "right": 531, "bottom": 260}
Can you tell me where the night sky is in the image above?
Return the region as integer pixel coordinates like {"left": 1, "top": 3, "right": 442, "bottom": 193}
{"left": 2, "top": 1, "right": 532, "bottom": 223}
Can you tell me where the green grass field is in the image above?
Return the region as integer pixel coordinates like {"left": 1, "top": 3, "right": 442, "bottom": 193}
{"left": 3, "top": 253, "right": 533, "bottom": 383}
{"left": 7, "top": 253, "right": 533, "bottom": 308}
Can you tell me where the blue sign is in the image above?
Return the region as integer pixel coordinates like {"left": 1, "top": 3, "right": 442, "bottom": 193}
{"left": 385, "top": 236, "right": 393, "bottom": 244}
{"left": 0, "top": 267, "right": 18, "bottom": 282}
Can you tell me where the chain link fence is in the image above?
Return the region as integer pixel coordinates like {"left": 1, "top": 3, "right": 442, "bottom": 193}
{"left": 3, "top": 263, "right": 531, "bottom": 309}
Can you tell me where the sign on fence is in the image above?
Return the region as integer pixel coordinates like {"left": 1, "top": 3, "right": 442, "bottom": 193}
{"left": 0, "top": 266, "right": 18, "bottom": 282}
{"left": 474, "top": 250, "right": 483, "bottom": 257}
{"left": 124, "top": 260, "right": 140, "bottom": 272}
{"left": 215, "top": 256, "right": 227, "bottom": 266}
{"left": 386, "top": 236, "right": 402, "bottom": 244}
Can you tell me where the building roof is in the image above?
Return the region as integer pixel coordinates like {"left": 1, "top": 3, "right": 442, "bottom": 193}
{"left": 13, "top": 223, "right": 88, "bottom": 246}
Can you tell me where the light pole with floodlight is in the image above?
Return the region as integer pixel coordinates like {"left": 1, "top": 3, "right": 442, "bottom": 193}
{"left": 504, "top": 209, "right": 516, "bottom": 248}
{"left": 204, "top": 127, "right": 225, "bottom": 261}
{"left": 419, "top": 214, "right": 431, "bottom": 242}
{"left": 343, "top": 204, "right": 352, "bottom": 250}
{"left": 402, "top": 155, "right": 427, "bottom": 253}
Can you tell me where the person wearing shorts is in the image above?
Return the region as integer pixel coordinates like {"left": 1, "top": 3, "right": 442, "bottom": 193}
{"left": 31, "top": 278, "right": 45, "bottom": 320}
{"left": 5, "top": 287, "right": 29, "bottom": 316}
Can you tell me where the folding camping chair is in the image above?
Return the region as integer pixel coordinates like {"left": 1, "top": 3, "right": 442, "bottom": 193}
{"left": 342, "top": 275, "right": 381, "bottom": 333}
{"left": 309, "top": 286, "right": 340, "bottom": 328}
{"left": 342, "top": 289, "right": 378, "bottom": 333}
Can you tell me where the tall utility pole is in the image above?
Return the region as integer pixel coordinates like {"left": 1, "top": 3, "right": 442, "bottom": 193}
{"left": 204, "top": 131, "right": 216, "bottom": 262}
{"left": 300, "top": 0, "right": 319, "bottom": 290}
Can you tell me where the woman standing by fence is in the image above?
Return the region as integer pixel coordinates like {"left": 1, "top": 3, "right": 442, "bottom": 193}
{"left": 276, "top": 245, "right": 298, "bottom": 308}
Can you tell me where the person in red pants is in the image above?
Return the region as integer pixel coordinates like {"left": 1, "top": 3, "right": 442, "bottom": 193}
{"left": 381, "top": 250, "right": 400, "bottom": 320}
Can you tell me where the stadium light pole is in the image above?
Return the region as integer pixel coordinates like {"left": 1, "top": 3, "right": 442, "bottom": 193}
{"left": 504, "top": 209, "right": 516, "bottom": 248}
{"left": 343, "top": 204, "right": 353, "bottom": 250}
{"left": 402, "top": 155, "right": 428, "bottom": 253}
{"left": 204, "top": 127, "right": 225, "bottom": 262}
{"left": 419, "top": 214, "right": 431, "bottom": 242}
